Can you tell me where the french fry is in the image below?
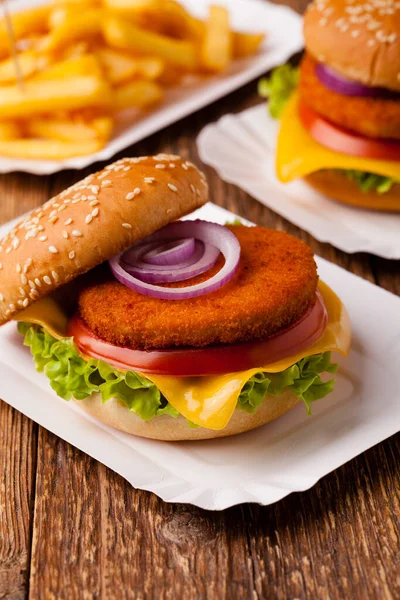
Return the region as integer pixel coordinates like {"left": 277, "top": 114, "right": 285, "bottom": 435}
{"left": 0, "top": 138, "right": 102, "bottom": 159}
{"left": 104, "top": 17, "right": 199, "bottom": 70}
{"left": 92, "top": 116, "right": 113, "bottom": 140}
{"left": 0, "top": 6, "right": 50, "bottom": 57}
{"left": 0, "top": 121, "right": 21, "bottom": 141}
{"left": 102, "top": 0, "right": 161, "bottom": 12}
{"left": 0, "top": 51, "right": 50, "bottom": 84}
{"left": 233, "top": 32, "right": 265, "bottom": 59}
{"left": 201, "top": 5, "right": 232, "bottom": 72}
{"left": 97, "top": 48, "right": 164, "bottom": 84}
{"left": 33, "top": 55, "right": 103, "bottom": 81}
{"left": 0, "top": 76, "right": 111, "bottom": 119}
{"left": 96, "top": 48, "right": 142, "bottom": 85}
{"left": 157, "top": 65, "right": 183, "bottom": 86}
{"left": 44, "top": 10, "right": 103, "bottom": 53}
{"left": 26, "top": 116, "right": 113, "bottom": 143}
{"left": 114, "top": 80, "right": 163, "bottom": 110}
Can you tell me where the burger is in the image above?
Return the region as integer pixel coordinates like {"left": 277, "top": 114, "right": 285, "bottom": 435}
{"left": 0, "top": 155, "right": 351, "bottom": 441}
{"left": 259, "top": 0, "right": 400, "bottom": 211}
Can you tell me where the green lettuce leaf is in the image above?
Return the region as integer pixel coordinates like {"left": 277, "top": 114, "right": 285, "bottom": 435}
{"left": 258, "top": 63, "right": 299, "bottom": 119}
{"left": 19, "top": 323, "right": 338, "bottom": 425}
{"left": 341, "top": 170, "right": 400, "bottom": 194}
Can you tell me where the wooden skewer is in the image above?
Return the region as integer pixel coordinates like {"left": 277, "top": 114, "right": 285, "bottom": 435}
{"left": 1, "top": 0, "right": 24, "bottom": 91}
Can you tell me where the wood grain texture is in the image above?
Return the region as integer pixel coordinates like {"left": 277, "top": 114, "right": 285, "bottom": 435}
{"left": 0, "top": 0, "right": 399, "bottom": 598}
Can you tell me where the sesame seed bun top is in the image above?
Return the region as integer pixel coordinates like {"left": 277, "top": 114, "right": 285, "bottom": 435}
{"left": 0, "top": 155, "right": 208, "bottom": 326}
{"left": 304, "top": 0, "right": 400, "bottom": 92}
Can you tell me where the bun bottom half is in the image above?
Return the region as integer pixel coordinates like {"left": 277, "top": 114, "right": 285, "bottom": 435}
{"left": 74, "top": 391, "right": 301, "bottom": 441}
{"left": 304, "top": 171, "right": 400, "bottom": 212}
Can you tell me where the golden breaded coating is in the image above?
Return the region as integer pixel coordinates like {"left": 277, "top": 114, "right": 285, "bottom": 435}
{"left": 78, "top": 226, "right": 318, "bottom": 350}
{"left": 299, "top": 54, "right": 400, "bottom": 141}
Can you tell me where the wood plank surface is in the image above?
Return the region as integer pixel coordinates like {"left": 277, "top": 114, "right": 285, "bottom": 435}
{"left": 0, "top": 0, "right": 399, "bottom": 598}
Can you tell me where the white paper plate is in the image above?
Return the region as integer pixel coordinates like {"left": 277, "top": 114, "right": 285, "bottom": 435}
{"left": 0, "top": 203, "right": 399, "bottom": 510}
{"left": 197, "top": 105, "right": 400, "bottom": 259}
{"left": 0, "top": 0, "right": 302, "bottom": 174}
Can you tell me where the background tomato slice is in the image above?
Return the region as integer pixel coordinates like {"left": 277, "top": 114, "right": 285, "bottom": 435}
{"left": 67, "top": 292, "right": 328, "bottom": 377}
{"left": 298, "top": 101, "right": 400, "bottom": 162}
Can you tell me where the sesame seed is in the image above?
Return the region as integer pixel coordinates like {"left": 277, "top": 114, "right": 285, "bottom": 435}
{"left": 49, "top": 216, "right": 58, "bottom": 224}
{"left": 52, "top": 271, "right": 59, "bottom": 282}
{"left": 58, "top": 204, "right": 66, "bottom": 212}
{"left": 72, "top": 199, "right": 80, "bottom": 204}
{"left": 190, "top": 184, "right": 196, "bottom": 193}
{"left": 92, "top": 207, "right": 99, "bottom": 217}
{"left": 43, "top": 276, "right": 52, "bottom": 285}
{"left": 73, "top": 193, "right": 80, "bottom": 199}
{"left": 91, "top": 186, "right": 99, "bottom": 194}
{"left": 48, "top": 246, "right": 58, "bottom": 254}
{"left": 87, "top": 195, "right": 96, "bottom": 201}
{"left": 90, "top": 199, "right": 99, "bottom": 206}
{"left": 123, "top": 166, "right": 131, "bottom": 171}
{"left": 69, "top": 251, "right": 75, "bottom": 260}
{"left": 5, "top": 309, "right": 10, "bottom": 315}
{"left": 0, "top": 263, "right": 2, "bottom": 270}
{"left": 62, "top": 231, "right": 69, "bottom": 239}
{"left": 351, "top": 29, "right": 360, "bottom": 37}
{"left": 0, "top": 294, "right": 3, "bottom": 302}
{"left": 72, "top": 230, "right": 82, "bottom": 237}
{"left": 5, "top": 248, "right": 11, "bottom": 254}
{"left": 19, "top": 287, "right": 26, "bottom": 297}
{"left": 21, "top": 274, "right": 27, "bottom": 285}
{"left": 81, "top": 195, "right": 87, "bottom": 201}
{"left": 169, "top": 163, "right": 176, "bottom": 168}
{"left": 155, "top": 164, "right": 165, "bottom": 169}
{"left": 37, "top": 225, "right": 44, "bottom": 231}
{"left": 64, "top": 218, "right": 73, "bottom": 225}
{"left": 126, "top": 192, "right": 135, "bottom": 200}
{"left": 26, "top": 258, "right": 32, "bottom": 267}
{"left": 182, "top": 163, "right": 188, "bottom": 170}
{"left": 122, "top": 223, "right": 132, "bottom": 229}
{"left": 101, "top": 180, "right": 111, "bottom": 187}
{"left": 29, "top": 280, "right": 35, "bottom": 289}
{"left": 22, "top": 298, "right": 29, "bottom": 308}
{"left": 134, "top": 187, "right": 141, "bottom": 195}
{"left": 16, "top": 264, "right": 21, "bottom": 273}
{"left": 9, "top": 303, "right": 15, "bottom": 311}
{"left": 30, "top": 290, "right": 39, "bottom": 299}
{"left": 49, "top": 210, "right": 57, "bottom": 218}
{"left": 168, "top": 183, "right": 178, "bottom": 192}
{"left": 196, "top": 189, "right": 201, "bottom": 197}
{"left": 85, "top": 215, "right": 93, "bottom": 224}
{"left": 39, "top": 235, "right": 47, "bottom": 242}
{"left": 144, "top": 177, "right": 155, "bottom": 184}
{"left": 35, "top": 278, "right": 42, "bottom": 287}
{"left": 64, "top": 199, "right": 71, "bottom": 204}
{"left": 17, "top": 300, "right": 24, "bottom": 307}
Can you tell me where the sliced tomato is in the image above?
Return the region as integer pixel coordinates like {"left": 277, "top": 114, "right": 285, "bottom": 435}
{"left": 298, "top": 101, "right": 400, "bottom": 162}
{"left": 67, "top": 292, "right": 328, "bottom": 377}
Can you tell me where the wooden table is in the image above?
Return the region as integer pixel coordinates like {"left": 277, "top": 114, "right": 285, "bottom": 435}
{"left": 1, "top": 1, "right": 399, "bottom": 598}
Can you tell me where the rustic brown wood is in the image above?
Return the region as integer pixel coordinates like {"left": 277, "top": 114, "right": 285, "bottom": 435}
{"left": 0, "top": 0, "right": 399, "bottom": 598}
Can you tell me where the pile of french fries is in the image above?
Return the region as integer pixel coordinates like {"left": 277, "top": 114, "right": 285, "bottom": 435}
{"left": 0, "top": 0, "right": 264, "bottom": 160}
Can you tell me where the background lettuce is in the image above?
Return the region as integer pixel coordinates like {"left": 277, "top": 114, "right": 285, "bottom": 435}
{"left": 258, "top": 64, "right": 399, "bottom": 195}
{"left": 19, "top": 323, "right": 337, "bottom": 425}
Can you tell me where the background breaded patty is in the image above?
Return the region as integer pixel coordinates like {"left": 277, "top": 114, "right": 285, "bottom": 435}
{"left": 78, "top": 226, "right": 318, "bottom": 350}
{"left": 299, "top": 54, "right": 400, "bottom": 141}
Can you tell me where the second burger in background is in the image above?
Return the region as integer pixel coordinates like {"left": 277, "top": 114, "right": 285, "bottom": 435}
{"left": 259, "top": 0, "right": 400, "bottom": 211}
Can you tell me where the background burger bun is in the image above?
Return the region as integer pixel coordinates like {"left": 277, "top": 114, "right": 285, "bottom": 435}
{"left": 75, "top": 390, "right": 301, "bottom": 441}
{"left": 305, "top": 170, "right": 400, "bottom": 211}
{"left": 0, "top": 155, "right": 208, "bottom": 326}
{"left": 304, "top": 0, "right": 400, "bottom": 92}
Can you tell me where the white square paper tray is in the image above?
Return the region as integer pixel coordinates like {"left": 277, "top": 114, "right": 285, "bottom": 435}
{"left": 0, "top": 203, "right": 399, "bottom": 510}
{"left": 197, "top": 105, "right": 400, "bottom": 259}
{"left": 0, "top": 204, "right": 400, "bottom": 510}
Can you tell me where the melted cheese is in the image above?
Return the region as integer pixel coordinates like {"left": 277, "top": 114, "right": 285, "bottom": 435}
{"left": 276, "top": 93, "right": 400, "bottom": 183}
{"left": 15, "top": 281, "right": 351, "bottom": 430}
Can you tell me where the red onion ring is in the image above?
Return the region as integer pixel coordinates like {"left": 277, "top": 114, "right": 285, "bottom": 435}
{"left": 109, "top": 220, "right": 241, "bottom": 300}
{"left": 315, "top": 63, "right": 396, "bottom": 98}
{"left": 143, "top": 238, "right": 196, "bottom": 265}
{"left": 125, "top": 241, "right": 220, "bottom": 284}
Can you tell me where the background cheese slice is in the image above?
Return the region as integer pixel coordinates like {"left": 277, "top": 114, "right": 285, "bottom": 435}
{"left": 277, "top": 93, "right": 400, "bottom": 183}
{"left": 16, "top": 281, "right": 351, "bottom": 430}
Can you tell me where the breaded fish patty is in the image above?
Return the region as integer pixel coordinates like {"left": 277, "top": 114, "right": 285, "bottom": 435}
{"left": 299, "top": 54, "right": 400, "bottom": 141}
{"left": 78, "top": 226, "right": 318, "bottom": 350}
